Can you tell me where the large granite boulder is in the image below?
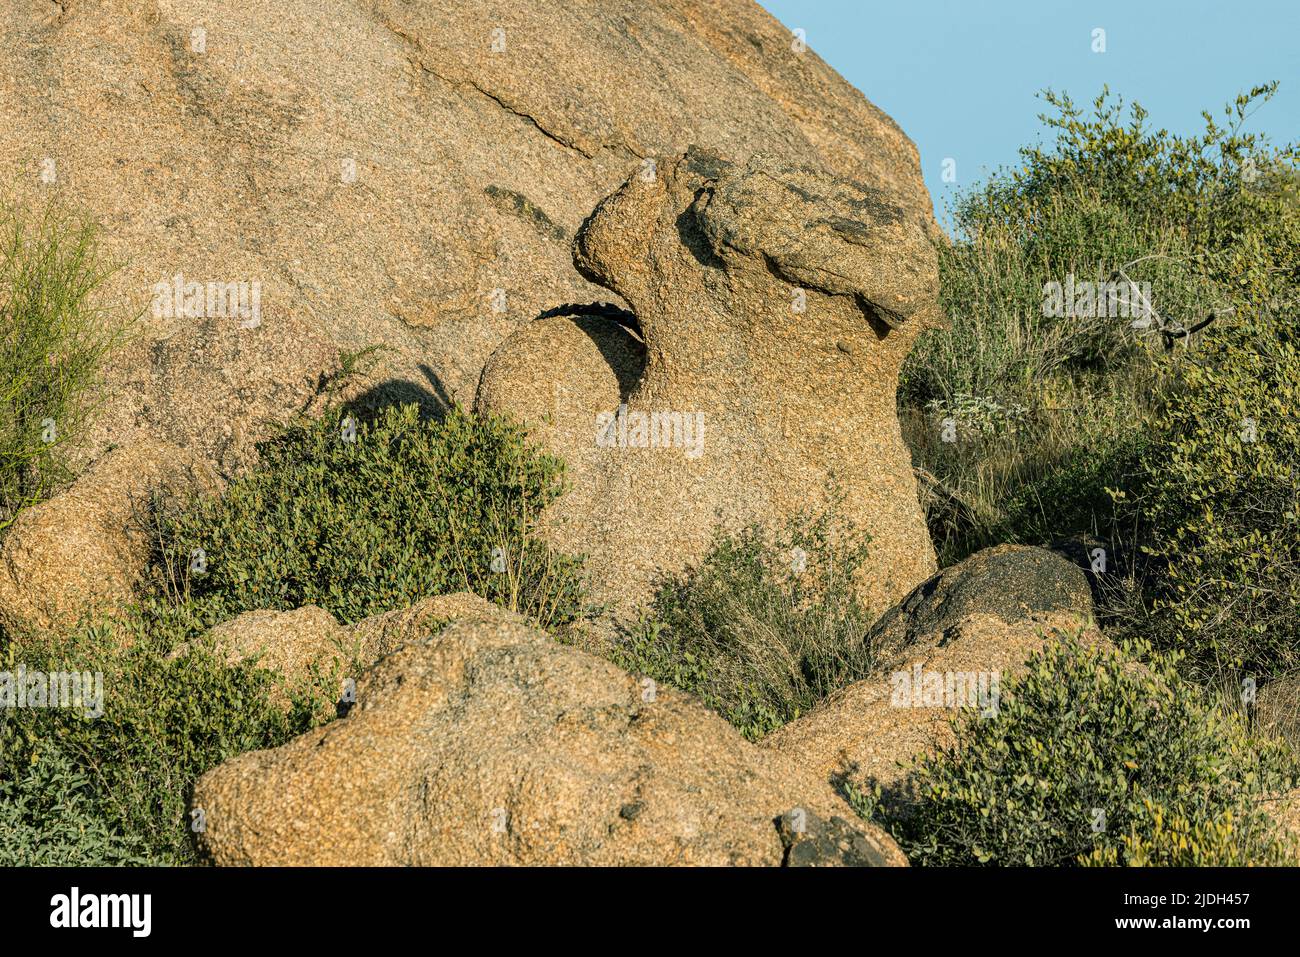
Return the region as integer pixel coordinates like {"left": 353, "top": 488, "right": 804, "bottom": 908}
{"left": 191, "top": 617, "right": 907, "bottom": 866}
{"left": 0, "top": 0, "right": 937, "bottom": 628}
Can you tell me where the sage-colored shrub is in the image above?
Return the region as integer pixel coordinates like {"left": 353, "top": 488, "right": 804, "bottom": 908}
{"left": 612, "top": 505, "right": 879, "bottom": 740}
{"left": 150, "top": 402, "right": 588, "bottom": 632}
{"left": 854, "top": 637, "right": 1297, "bottom": 866}
{"left": 0, "top": 744, "right": 153, "bottom": 866}
{"left": 0, "top": 616, "right": 338, "bottom": 865}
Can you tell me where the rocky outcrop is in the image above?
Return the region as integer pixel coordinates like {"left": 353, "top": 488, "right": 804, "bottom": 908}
{"left": 0, "top": 0, "right": 937, "bottom": 631}
{"left": 762, "top": 546, "right": 1097, "bottom": 794}
{"left": 477, "top": 148, "right": 939, "bottom": 614}
{"left": 1, "top": 0, "right": 935, "bottom": 468}
{"left": 0, "top": 439, "right": 214, "bottom": 639}
{"left": 190, "top": 617, "right": 907, "bottom": 866}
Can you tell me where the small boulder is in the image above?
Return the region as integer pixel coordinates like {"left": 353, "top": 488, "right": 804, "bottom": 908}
{"left": 0, "top": 439, "right": 212, "bottom": 640}
{"left": 763, "top": 545, "right": 1098, "bottom": 795}
{"left": 347, "top": 591, "right": 525, "bottom": 664}
{"left": 199, "top": 592, "right": 524, "bottom": 689}
{"left": 869, "top": 544, "right": 1095, "bottom": 666}
{"left": 204, "top": 604, "right": 349, "bottom": 672}
{"left": 1264, "top": 789, "right": 1300, "bottom": 854}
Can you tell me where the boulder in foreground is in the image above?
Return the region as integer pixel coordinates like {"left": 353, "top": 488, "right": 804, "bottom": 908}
{"left": 191, "top": 617, "right": 905, "bottom": 866}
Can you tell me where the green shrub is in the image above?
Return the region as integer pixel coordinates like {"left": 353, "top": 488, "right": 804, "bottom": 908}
{"left": 612, "top": 504, "right": 879, "bottom": 740}
{"left": 907, "top": 394, "right": 1149, "bottom": 562}
{"left": 0, "top": 400, "right": 590, "bottom": 865}
{"left": 1081, "top": 798, "right": 1295, "bottom": 866}
{"left": 903, "top": 84, "right": 1298, "bottom": 565}
{"left": 148, "top": 402, "right": 588, "bottom": 632}
{"left": 0, "top": 200, "right": 124, "bottom": 531}
{"left": 0, "top": 615, "right": 339, "bottom": 865}
{"left": 1117, "top": 305, "right": 1300, "bottom": 681}
{"left": 854, "top": 636, "right": 1297, "bottom": 866}
{"left": 0, "top": 744, "right": 154, "bottom": 866}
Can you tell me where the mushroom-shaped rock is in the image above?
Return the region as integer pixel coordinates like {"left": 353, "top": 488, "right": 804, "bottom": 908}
{"left": 477, "top": 148, "right": 940, "bottom": 616}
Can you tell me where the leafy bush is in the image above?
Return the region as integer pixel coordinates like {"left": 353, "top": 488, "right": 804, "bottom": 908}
{"left": 854, "top": 636, "right": 1297, "bottom": 866}
{"left": 1081, "top": 798, "right": 1294, "bottom": 866}
{"left": 1117, "top": 304, "right": 1300, "bottom": 681}
{"left": 902, "top": 84, "right": 1298, "bottom": 565}
{"left": 907, "top": 395, "right": 1149, "bottom": 562}
{"left": 148, "top": 402, "right": 588, "bottom": 632}
{"left": 0, "top": 200, "right": 123, "bottom": 531}
{"left": 0, "top": 745, "right": 153, "bottom": 866}
{"left": 1, "top": 399, "right": 590, "bottom": 865}
{"left": 612, "top": 504, "right": 879, "bottom": 740}
{"left": 0, "top": 616, "right": 339, "bottom": 865}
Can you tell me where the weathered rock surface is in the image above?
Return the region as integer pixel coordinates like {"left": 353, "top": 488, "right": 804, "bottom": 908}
{"left": 762, "top": 546, "right": 1097, "bottom": 794}
{"left": 0, "top": 0, "right": 937, "bottom": 628}
{"left": 477, "top": 147, "right": 940, "bottom": 614}
{"left": 0, "top": 439, "right": 213, "bottom": 639}
{"left": 1, "top": 0, "right": 934, "bottom": 466}
{"left": 347, "top": 591, "right": 525, "bottom": 662}
{"left": 201, "top": 592, "right": 522, "bottom": 687}
{"left": 868, "top": 544, "right": 1095, "bottom": 666}
{"left": 202, "top": 604, "right": 348, "bottom": 674}
{"left": 191, "top": 617, "right": 907, "bottom": 866}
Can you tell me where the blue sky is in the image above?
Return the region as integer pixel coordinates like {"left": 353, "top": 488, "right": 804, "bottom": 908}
{"left": 759, "top": 1, "right": 1299, "bottom": 232}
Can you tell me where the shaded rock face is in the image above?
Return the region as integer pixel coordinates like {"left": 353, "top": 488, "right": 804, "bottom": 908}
{"left": 762, "top": 546, "right": 1098, "bottom": 796}
{"left": 777, "top": 807, "right": 898, "bottom": 867}
{"left": 477, "top": 148, "right": 939, "bottom": 614}
{"left": 1, "top": 0, "right": 934, "bottom": 469}
{"left": 190, "top": 618, "right": 907, "bottom": 866}
{"left": 868, "top": 544, "right": 1095, "bottom": 666}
